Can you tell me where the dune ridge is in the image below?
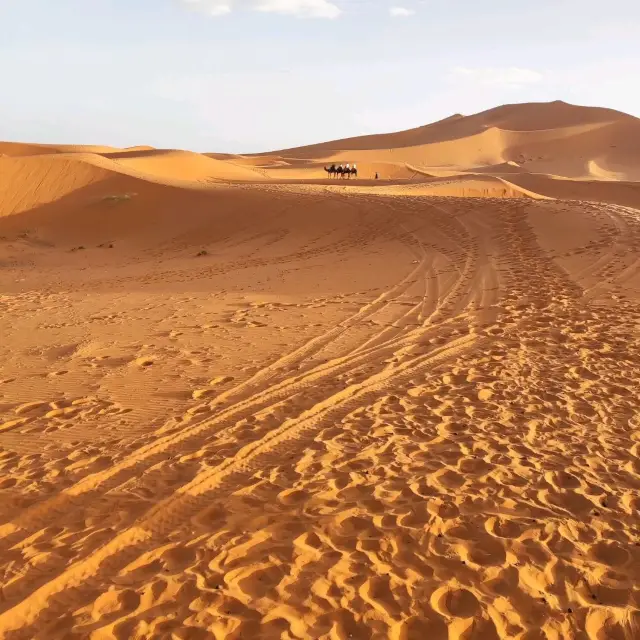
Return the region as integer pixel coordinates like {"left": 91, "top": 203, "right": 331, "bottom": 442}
{"left": 256, "top": 100, "right": 640, "bottom": 188}
{"left": 3, "top": 100, "right": 640, "bottom": 210}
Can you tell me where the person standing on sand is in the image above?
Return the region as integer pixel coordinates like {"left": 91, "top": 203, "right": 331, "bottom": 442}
{"left": 375, "top": 172, "right": 379, "bottom": 180}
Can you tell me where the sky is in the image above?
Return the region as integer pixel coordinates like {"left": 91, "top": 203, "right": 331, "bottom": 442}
{"left": 1, "top": 0, "right": 639, "bottom": 153}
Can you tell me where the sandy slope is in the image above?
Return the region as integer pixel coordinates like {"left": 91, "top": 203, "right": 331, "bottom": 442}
{"left": 254, "top": 100, "right": 640, "bottom": 196}
{"left": 0, "top": 150, "right": 264, "bottom": 217}
{"left": 3, "top": 99, "right": 640, "bottom": 208}
{"left": 1, "top": 101, "right": 640, "bottom": 639}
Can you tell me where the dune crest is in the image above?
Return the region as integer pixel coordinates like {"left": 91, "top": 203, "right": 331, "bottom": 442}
{"left": 250, "top": 100, "right": 640, "bottom": 200}
{"left": 3, "top": 100, "right": 640, "bottom": 208}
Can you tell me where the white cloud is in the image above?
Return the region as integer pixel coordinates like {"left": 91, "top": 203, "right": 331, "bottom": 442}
{"left": 181, "top": 0, "right": 232, "bottom": 16}
{"left": 180, "top": 0, "right": 341, "bottom": 18}
{"left": 255, "top": 0, "right": 340, "bottom": 18}
{"left": 450, "top": 67, "right": 543, "bottom": 87}
{"left": 389, "top": 6, "right": 414, "bottom": 17}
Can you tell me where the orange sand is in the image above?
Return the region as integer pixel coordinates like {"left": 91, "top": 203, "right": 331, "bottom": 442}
{"left": 1, "top": 101, "right": 639, "bottom": 639}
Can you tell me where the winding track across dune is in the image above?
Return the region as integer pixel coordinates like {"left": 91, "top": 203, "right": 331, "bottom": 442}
{"left": 1, "top": 184, "right": 639, "bottom": 639}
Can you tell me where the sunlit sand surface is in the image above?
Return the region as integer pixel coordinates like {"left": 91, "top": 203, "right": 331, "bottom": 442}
{"left": 1, "top": 101, "right": 639, "bottom": 639}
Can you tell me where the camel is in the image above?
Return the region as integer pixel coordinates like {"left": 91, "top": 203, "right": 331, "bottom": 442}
{"left": 324, "top": 164, "right": 338, "bottom": 178}
{"left": 340, "top": 166, "right": 357, "bottom": 179}
{"left": 324, "top": 164, "right": 358, "bottom": 179}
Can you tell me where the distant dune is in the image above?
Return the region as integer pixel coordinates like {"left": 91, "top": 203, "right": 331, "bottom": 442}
{"left": 260, "top": 101, "right": 637, "bottom": 164}
{"left": 2, "top": 101, "right": 640, "bottom": 246}
{"left": 3, "top": 100, "right": 640, "bottom": 218}
{"left": 256, "top": 100, "right": 640, "bottom": 187}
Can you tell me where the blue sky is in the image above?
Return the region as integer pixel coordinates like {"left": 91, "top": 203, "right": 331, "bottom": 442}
{"left": 1, "top": 0, "right": 639, "bottom": 152}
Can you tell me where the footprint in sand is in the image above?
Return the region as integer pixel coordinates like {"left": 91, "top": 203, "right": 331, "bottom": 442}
{"left": 431, "top": 586, "right": 480, "bottom": 618}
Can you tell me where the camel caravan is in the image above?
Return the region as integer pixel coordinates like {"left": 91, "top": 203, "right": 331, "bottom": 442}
{"left": 324, "top": 163, "right": 358, "bottom": 179}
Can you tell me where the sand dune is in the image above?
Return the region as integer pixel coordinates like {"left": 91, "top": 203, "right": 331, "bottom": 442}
{"left": 1, "top": 154, "right": 123, "bottom": 217}
{"left": 255, "top": 100, "right": 640, "bottom": 188}
{"left": 0, "top": 141, "right": 137, "bottom": 157}
{"left": 100, "top": 149, "right": 266, "bottom": 184}
{"left": 1, "top": 100, "right": 640, "bottom": 639}
{"left": 3, "top": 99, "right": 640, "bottom": 207}
{"left": 262, "top": 101, "right": 631, "bottom": 153}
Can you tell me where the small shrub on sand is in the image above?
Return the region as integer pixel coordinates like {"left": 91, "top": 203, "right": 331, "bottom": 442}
{"left": 101, "top": 193, "right": 136, "bottom": 203}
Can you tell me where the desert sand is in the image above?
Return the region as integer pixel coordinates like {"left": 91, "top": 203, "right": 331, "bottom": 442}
{"left": 0, "top": 100, "right": 639, "bottom": 639}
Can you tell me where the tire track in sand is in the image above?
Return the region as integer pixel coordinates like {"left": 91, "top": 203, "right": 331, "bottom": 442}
{"left": 0, "top": 331, "right": 482, "bottom": 638}
{"left": 0, "top": 198, "right": 570, "bottom": 637}
{"left": 0, "top": 203, "right": 439, "bottom": 542}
